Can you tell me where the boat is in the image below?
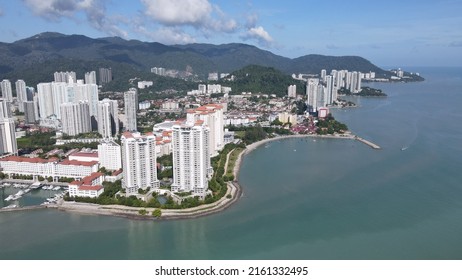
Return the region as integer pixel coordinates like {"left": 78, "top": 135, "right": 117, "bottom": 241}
{"left": 2, "top": 204, "right": 18, "bottom": 209}
{"left": 4, "top": 195, "right": 14, "bottom": 201}
{"left": 401, "top": 146, "right": 408, "bottom": 151}
{"left": 30, "top": 182, "right": 41, "bottom": 189}
{"left": 53, "top": 186, "right": 61, "bottom": 191}
{"left": 14, "top": 190, "right": 24, "bottom": 196}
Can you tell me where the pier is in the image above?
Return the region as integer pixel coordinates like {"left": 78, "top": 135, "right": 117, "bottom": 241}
{"left": 355, "top": 136, "right": 381, "bottom": 149}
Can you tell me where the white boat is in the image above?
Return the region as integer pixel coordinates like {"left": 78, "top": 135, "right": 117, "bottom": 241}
{"left": 14, "top": 190, "right": 24, "bottom": 196}
{"left": 4, "top": 195, "right": 14, "bottom": 201}
{"left": 53, "top": 186, "right": 61, "bottom": 191}
{"left": 2, "top": 204, "right": 18, "bottom": 209}
{"left": 401, "top": 146, "right": 408, "bottom": 151}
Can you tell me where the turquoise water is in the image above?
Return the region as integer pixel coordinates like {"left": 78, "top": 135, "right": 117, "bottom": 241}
{"left": 1, "top": 67, "right": 461, "bottom": 259}
{"left": 0, "top": 187, "right": 64, "bottom": 208}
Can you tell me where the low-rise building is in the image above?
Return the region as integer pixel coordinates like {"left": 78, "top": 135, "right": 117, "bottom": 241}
{"left": 54, "top": 159, "right": 99, "bottom": 180}
{"left": 68, "top": 172, "right": 105, "bottom": 198}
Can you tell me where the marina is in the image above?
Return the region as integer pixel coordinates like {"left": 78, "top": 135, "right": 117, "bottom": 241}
{"left": 0, "top": 181, "right": 68, "bottom": 211}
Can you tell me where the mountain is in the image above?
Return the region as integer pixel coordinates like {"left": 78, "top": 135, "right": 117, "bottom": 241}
{"left": 223, "top": 65, "right": 306, "bottom": 96}
{"left": 0, "top": 32, "right": 390, "bottom": 83}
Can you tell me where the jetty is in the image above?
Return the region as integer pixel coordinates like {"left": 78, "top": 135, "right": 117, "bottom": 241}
{"left": 355, "top": 136, "right": 381, "bottom": 149}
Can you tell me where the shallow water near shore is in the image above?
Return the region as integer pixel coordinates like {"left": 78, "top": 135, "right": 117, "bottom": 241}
{"left": 1, "top": 67, "right": 462, "bottom": 259}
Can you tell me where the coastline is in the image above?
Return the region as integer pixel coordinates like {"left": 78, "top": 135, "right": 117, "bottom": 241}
{"left": 2, "top": 133, "right": 379, "bottom": 219}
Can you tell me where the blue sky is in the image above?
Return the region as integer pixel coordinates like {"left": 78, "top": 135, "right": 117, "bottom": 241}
{"left": 0, "top": 0, "right": 461, "bottom": 67}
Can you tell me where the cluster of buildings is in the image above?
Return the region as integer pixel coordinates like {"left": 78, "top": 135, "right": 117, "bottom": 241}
{"left": 306, "top": 69, "right": 363, "bottom": 113}
{"left": 187, "top": 84, "right": 232, "bottom": 96}
{"left": 117, "top": 103, "right": 225, "bottom": 198}
{"left": 1, "top": 71, "right": 226, "bottom": 200}
{"left": 207, "top": 72, "right": 230, "bottom": 81}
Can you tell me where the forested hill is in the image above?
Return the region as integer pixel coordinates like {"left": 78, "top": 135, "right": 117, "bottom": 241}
{"left": 222, "top": 65, "right": 306, "bottom": 96}
{"left": 0, "top": 32, "right": 390, "bottom": 80}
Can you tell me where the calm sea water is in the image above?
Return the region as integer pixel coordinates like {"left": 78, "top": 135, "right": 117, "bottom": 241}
{"left": 1, "top": 67, "right": 461, "bottom": 260}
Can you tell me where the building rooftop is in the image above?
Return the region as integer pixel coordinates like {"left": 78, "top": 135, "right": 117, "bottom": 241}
{"left": 0, "top": 156, "right": 58, "bottom": 163}
{"left": 78, "top": 185, "right": 103, "bottom": 191}
{"left": 59, "top": 159, "right": 99, "bottom": 167}
{"left": 70, "top": 151, "right": 99, "bottom": 158}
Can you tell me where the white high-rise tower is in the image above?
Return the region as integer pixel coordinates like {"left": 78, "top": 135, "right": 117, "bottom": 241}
{"left": 124, "top": 88, "right": 138, "bottom": 132}
{"left": 97, "top": 99, "right": 119, "bottom": 138}
{"left": 306, "top": 78, "right": 319, "bottom": 113}
{"left": 60, "top": 102, "right": 91, "bottom": 136}
{"left": 121, "top": 132, "right": 159, "bottom": 194}
{"left": 0, "top": 100, "right": 17, "bottom": 155}
{"left": 186, "top": 104, "right": 224, "bottom": 157}
{"left": 171, "top": 121, "right": 211, "bottom": 197}
{"left": 1, "top": 80, "right": 13, "bottom": 102}
{"left": 15, "top": 80, "right": 27, "bottom": 112}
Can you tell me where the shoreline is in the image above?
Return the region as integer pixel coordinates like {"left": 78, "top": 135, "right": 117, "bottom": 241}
{"left": 2, "top": 133, "right": 379, "bottom": 219}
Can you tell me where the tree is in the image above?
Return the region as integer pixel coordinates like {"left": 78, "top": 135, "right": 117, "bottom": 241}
{"left": 152, "top": 209, "right": 162, "bottom": 218}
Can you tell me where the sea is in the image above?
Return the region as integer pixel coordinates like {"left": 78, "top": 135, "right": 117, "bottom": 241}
{"left": 0, "top": 67, "right": 461, "bottom": 260}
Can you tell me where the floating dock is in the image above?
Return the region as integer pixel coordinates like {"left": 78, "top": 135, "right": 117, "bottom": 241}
{"left": 355, "top": 136, "right": 381, "bottom": 149}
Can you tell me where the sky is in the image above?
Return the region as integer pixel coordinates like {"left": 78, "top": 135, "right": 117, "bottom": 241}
{"left": 0, "top": 0, "right": 461, "bottom": 67}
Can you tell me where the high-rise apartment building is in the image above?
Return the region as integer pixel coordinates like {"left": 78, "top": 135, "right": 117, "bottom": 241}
{"left": 186, "top": 104, "right": 224, "bottom": 157}
{"left": 0, "top": 100, "right": 17, "bottom": 155}
{"left": 24, "top": 101, "right": 37, "bottom": 124}
{"left": 1, "top": 80, "right": 13, "bottom": 102}
{"left": 15, "top": 80, "right": 27, "bottom": 112}
{"left": 98, "top": 140, "right": 122, "bottom": 171}
{"left": 85, "top": 71, "right": 97, "bottom": 84}
{"left": 97, "top": 99, "right": 119, "bottom": 138}
{"left": 124, "top": 88, "right": 138, "bottom": 132}
{"left": 0, "top": 100, "right": 11, "bottom": 119}
{"left": 306, "top": 78, "right": 319, "bottom": 113}
{"left": 287, "top": 85, "right": 297, "bottom": 98}
{"left": 325, "top": 75, "right": 334, "bottom": 105}
{"left": 0, "top": 118, "right": 17, "bottom": 155}
{"left": 99, "top": 68, "right": 112, "bottom": 86}
{"left": 60, "top": 102, "right": 91, "bottom": 136}
{"left": 121, "top": 132, "right": 159, "bottom": 194}
{"left": 54, "top": 71, "right": 76, "bottom": 83}
{"left": 37, "top": 81, "right": 99, "bottom": 120}
{"left": 171, "top": 121, "right": 211, "bottom": 197}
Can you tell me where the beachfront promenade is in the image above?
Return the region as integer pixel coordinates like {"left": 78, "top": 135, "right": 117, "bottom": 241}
{"left": 2, "top": 132, "right": 380, "bottom": 219}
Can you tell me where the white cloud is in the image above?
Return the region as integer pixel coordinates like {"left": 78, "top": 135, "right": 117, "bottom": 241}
{"left": 245, "top": 13, "right": 258, "bottom": 29}
{"left": 134, "top": 25, "right": 196, "bottom": 44}
{"left": 22, "top": 0, "right": 127, "bottom": 38}
{"left": 242, "top": 26, "right": 273, "bottom": 46}
{"left": 141, "top": 0, "right": 237, "bottom": 34}
{"left": 142, "top": 0, "right": 211, "bottom": 26}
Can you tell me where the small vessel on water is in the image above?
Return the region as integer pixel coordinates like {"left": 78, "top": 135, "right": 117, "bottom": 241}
{"left": 401, "top": 146, "right": 408, "bottom": 151}
{"left": 2, "top": 204, "right": 18, "bottom": 209}
{"left": 30, "top": 182, "right": 41, "bottom": 189}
